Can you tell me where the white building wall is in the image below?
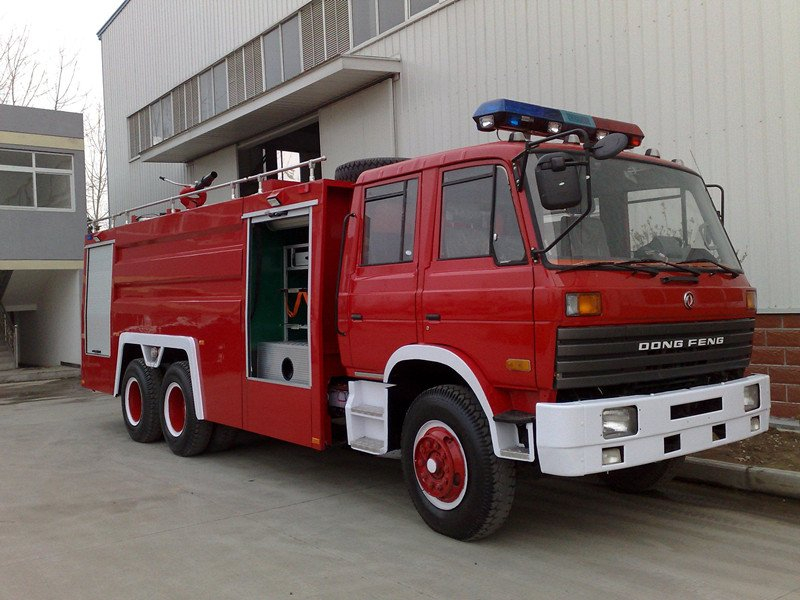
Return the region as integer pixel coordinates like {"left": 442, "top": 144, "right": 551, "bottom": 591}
{"left": 187, "top": 145, "right": 239, "bottom": 205}
{"left": 350, "top": 0, "right": 800, "bottom": 311}
{"left": 101, "top": 0, "right": 800, "bottom": 311}
{"left": 17, "top": 271, "right": 81, "bottom": 366}
{"left": 319, "top": 79, "right": 396, "bottom": 178}
{"left": 101, "top": 0, "right": 307, "bottom": 221}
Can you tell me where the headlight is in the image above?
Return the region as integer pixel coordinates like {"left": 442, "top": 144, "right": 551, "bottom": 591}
{"left": 602, "top": 406, "right": 638, "bottom": 439}
{"left": 744, "top": 384, "right": 760, "bottom": 412}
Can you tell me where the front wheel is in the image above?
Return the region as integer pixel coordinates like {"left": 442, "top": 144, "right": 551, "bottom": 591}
{"left": 401, "top": 385, "right": 516, "bottom": 541}
{"left": 159, "top": 361, "right": 213, "bottom": 457}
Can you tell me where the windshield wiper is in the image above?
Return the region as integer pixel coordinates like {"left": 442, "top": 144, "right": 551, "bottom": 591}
{"left": 677, "top": 259, "right": 741, "bottom": 278}
{"left": 619, "top": 258, "right": 702, "bottom": 275}
{"left": 558, "top": 261, "right": 659, "bottom": 275}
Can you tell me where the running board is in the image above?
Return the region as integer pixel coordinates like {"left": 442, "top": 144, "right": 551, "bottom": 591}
{"left": 345, "top": 380, "right": 392, "bottom": 455}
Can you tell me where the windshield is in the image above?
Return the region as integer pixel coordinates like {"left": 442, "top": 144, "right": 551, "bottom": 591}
{"left": 525, "top": 153, "right": 741, "bottom": 270}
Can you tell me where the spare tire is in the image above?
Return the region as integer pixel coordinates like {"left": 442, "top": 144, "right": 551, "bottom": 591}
{"left": 334, "top": 157, "right": 408, "bottom": 182}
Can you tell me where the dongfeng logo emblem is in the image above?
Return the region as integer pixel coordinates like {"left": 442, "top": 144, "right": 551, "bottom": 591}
{"left": 684, "top": 291, "right": 695, "bottom": 309}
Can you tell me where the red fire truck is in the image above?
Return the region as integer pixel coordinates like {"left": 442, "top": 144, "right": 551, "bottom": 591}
{"left": 82, "top": 99, "right": 770, "bottom": 540}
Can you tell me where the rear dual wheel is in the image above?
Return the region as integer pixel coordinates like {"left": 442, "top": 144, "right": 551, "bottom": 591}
{"left": 121, "top": 359, "right": 162, "bottom": 443}
{"left": 401, "top": 385, "right": 516, "bottom": 541}
{"left": 160, "top": 361, "right": 213, "bottom": 457}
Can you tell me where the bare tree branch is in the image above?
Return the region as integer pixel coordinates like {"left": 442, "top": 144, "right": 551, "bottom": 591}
{"left": 0, "top": 27, "right": 47, "bottom": 107}
{"left": 50, "top": 47, "right": 85, "bottom": 111}
{"left": 85, "top": 103, "right": 109, "bottom": 230}
{"left": 0, "top": 27, "right": 84, "bottom": 111}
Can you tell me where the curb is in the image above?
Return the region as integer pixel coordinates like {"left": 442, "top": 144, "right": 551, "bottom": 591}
{"left": 678, "top": 457, "right": 800, "bottom": 501}
{"left": 0, "top": 367, "right": 79, "bottom": 384}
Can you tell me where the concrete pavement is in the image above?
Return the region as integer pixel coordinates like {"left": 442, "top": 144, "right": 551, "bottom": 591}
{"left": 1, "top": 378, "right": 800, "bottom": 600}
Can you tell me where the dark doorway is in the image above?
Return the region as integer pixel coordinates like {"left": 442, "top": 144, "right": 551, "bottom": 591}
{"left": 238, "top": 121, "right": 321, "bottom": 196}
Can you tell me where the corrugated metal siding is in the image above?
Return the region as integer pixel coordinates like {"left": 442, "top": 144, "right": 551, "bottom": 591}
{"left": 102, "top": 0, "right": 800, "bottom": 310}
{"left": 101, "top": 0, "right": 307, "bottom": 221}
{"left": 350, "top": 0, "right": 800, "bottom": 311}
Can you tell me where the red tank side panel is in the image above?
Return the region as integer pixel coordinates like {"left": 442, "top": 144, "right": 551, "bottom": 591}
{"left": 99, "top": 200, "right": 246, "bottom": 427}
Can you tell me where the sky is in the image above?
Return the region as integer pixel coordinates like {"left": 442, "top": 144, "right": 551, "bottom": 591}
{"left": 0, "top": 0, "right": 123, "bottom": 107}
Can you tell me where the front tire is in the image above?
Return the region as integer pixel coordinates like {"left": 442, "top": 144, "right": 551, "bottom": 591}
{"left": 401, "top": 385, "right": 516, "bottom": 541}
{"left": 121, "top": 359, "right": 162, "bottom": 443}
{"left": 159, "top": 361, "right": 213, "bottom": 457}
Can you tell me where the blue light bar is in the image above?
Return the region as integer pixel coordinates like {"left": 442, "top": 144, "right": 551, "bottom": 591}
{"left": 472, "top": 98, "right": 644, "bottom": 148}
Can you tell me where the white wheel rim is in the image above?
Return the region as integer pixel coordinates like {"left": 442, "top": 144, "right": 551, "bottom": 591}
{"left": 124, "top": 378, "right": 142, "bottom": 426}
{"left": 164, "top": 382, "right": 186, "bottom": 437}
{"left": 413, "top": 420, "right": 469, "bottom": 511}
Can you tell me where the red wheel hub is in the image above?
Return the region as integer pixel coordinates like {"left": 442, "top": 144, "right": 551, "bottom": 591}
{"left": 167, "top": 385, "right": 186, "bottom": 435}
{"left": 413, "top": 426, "right": 466, "bottom": 503}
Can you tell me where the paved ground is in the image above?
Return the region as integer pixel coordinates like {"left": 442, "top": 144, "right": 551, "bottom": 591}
{"left": 1, "top": 378, "right": 800, "bottom": 600}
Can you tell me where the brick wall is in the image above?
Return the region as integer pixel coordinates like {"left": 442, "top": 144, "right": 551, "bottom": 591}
{"left": 747, "top": 314, "right": 800, "bottom": 419}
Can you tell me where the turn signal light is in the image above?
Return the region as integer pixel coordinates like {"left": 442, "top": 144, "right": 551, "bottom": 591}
{"left": 566, "top": 292, "right": 602, "bottom": 317}
{"left": 746, "top": 290, "right": 757, "bottom": 310}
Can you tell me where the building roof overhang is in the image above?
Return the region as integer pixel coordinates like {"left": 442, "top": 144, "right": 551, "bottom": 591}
{"left": 139, "top": 55, "right": 402, "bottom": 164}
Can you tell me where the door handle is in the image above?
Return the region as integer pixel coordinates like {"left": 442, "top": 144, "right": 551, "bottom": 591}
{"left": 351, "top": 313, "right": 363, "bottom": 321}
{"left": 425, "top": 313, "right": 441, "bottom": 321}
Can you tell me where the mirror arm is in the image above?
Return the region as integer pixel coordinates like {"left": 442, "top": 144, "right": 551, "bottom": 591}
{"left": 706, "top": 184, "right": 725, "bottom": 225}
{"left": 531, "top": 135, "right": 594, "bottom": 258}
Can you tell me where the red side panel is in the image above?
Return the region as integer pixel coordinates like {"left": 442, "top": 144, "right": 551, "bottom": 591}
{"left": 104, "top": 201, "right": 246, "bottom": 427}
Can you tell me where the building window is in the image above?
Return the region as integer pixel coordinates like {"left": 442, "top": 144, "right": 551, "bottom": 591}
{"left": 378, "top": 0, "right": 405, "bottom": 32}
{"left": 440, "top": 165, "right": 525, "bottom": 263}
{"left": 362, "top": 178, "right": 418, "bottom": 265}
{"left": 352, "top": 0, "right": 378, "bottom": 45}
{"left": 150, "top": 95, "right": 173, "bottom": 144}
{"left": 0, "top": 149, "right": 74, "bottom": 210}
{"left": 282, "top": 16, "right": 302, "bottom": 80}
{"left": 352, "top": 0, "right": 440, "bottom": 46}
{"left": 213, "top": 62, "right": 228, "bottom": 113}
{"left": 199, "top": 61, "right": 228, "bottom": 122}
{"left": 409, "top": 0, "right": 438, "bottom": 16}
{"left": 262, "top": 15, "right": 302, "bottom": 90}
{"left": 263, "top": 28, "right": 282, "bottom": 89}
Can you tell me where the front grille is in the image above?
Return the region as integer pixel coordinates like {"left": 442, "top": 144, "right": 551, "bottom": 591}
{"left": 555, "top": 319, "right": 754, "bottom": 396}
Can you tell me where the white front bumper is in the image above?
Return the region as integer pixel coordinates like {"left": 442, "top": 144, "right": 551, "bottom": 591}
{"left": 535, "top": 374, "right": 770, "bottom": 476}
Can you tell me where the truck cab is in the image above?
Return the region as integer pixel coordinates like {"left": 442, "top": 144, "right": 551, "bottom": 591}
{"left": 335, "top": 99, "right": 768, "bottom": 537}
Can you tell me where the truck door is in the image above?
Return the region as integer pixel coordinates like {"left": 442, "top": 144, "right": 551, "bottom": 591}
{"left": 421, "top": 163, "right": 535, "bottom": 387}
{"left": 343, "top": 177, "right": 420, "bottom": 376}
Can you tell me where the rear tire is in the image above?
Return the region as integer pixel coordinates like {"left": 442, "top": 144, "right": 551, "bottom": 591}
{"left": 334, "top": 157, "right": 407, "bottom": 182}
{"left": 159, "top": 361, "right": 212, "bottom": 457}
{"left": 121, "top": 359, "right": 162, "bottom": 443}
{"left": 604, "top": 457, "right": 684, "bottom": 493}
{"left": 401, "top": 385, "right": 516, "bottom": 541}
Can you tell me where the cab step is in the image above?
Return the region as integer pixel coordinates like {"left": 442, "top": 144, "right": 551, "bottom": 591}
{"left": 345, "top": 380, "right": 392, "bottom": 455}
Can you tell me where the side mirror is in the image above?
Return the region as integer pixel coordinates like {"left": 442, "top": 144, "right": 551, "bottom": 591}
{"left": 535, "top": 152, "right": 583, "bottom": 210}
{"left": 590, "top": 132, "right": 629, "bottom": 160}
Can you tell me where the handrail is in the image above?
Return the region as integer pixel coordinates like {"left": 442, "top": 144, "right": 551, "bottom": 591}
{"left": 0, "top": 305, "right": 18, "bottom": 369}
{"left": 92, "top": 155, "right": 327, "bottom": 229}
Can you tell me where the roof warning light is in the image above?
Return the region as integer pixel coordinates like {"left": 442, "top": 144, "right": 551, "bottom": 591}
{"left": 472, "top": 98, "right": 644, "bottom": 149}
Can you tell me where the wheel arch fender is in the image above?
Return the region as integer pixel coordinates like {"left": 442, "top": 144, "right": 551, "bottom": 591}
{"left": 115, "top": 333, "right": 206, "bottom": 420}
{"left": 384, "top": 344, "right": 504, "bottom": 458}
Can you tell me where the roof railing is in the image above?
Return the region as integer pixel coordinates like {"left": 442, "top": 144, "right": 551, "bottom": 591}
{"left": 93, "top": 156, "right": 326, "bottom": 229}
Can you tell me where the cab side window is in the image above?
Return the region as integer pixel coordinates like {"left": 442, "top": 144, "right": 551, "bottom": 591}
{"left": 440, "top": 165, "right": 526, "bottom": 264}
{"left": 362, "top": 178, "right": 418, "bottom": 265}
